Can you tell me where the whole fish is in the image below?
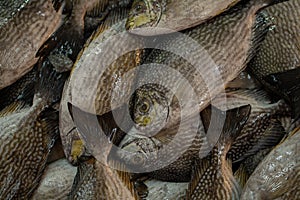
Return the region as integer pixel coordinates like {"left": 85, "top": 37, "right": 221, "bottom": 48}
{"left": 0, "top": 0, "right": 63, "bottom": 89}
{"left": 131, "top": 0, "right": 274, "bottom": 142}
{"left": 248, "top": 0, "right": 300, "bottom": 120}
{"left": 241, "top": 127, "right": 300, "bottom": 199}
{"left": 59, "top": 8, "right": 141, "bottom": 163}
{"left": 31, "top": 159, "right": 77, "bottom": 200}
{"left": 126, "top": 0, "right": 241, "bottom": 35}
{"left": 68, "top": 105, "right": 139, "bottom": 200}
{"left": 186, "top": 105, "right": 251, "bottom": 200}
{"left": 0, "top": 64, "right": 67, "bottom": 199}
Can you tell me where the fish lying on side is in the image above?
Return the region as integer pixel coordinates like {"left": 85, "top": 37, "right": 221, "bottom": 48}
{"left": 126, "top": 0, "right": 241, "bottom": 35}
{"left": 31, "top": 159, "right": 77, "bottom": 200}
{"left": 0, "top": 0, "right": 63, "bottom": 89}
{"left": 186, "top": 105, "right": 251, "bottom": 200}
{"left": 131, "top": 0, "right": 274, "bottom": 143}
{"left": 59, "top": 8, "right": 141, "bottom": 163}
{"left": 248, "top": 0, "right": 300, "bottom": 120}
{"left": 68, "top": 104, "right": 140, "bottom": 200}
{"left": 241, "top": 127, "right": 300, "bottom": 199}
{"left": 0, "top": 64, "right": 67, "bottom": 199}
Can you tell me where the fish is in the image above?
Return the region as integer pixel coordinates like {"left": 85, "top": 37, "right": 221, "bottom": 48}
{"left": 0, "top": 63, "right": 68, "bottom": 199}
{"left": 31, "top": 159, "right": 77, "bottom": 200}
{"left": 130, "top": 0, "right": 274, "bottom": 143}
{"left": 125, "top": 0, "right": 241, "bottom": 35}
{"left": 68, "top": 104, "right": 139, "bottom": 200}
{"left": 186, "top": 105, "right": 251, "bottom": 200}
{"left": 247, "top": 0, "right": 300, "bottom": 120}
{"left": 59, "top": 10, "right": 143, "bottom": 163}
{"left": 0, "top": 66, "right": 37, "bottom": 110}
{"left": 214, "top": 89, "right": 291, "bottom": 163}
{"left": 0, "top": 0, "right": 63, "bottom": 89}
{"left": 241, "top": 127, "right": 300, "bottom": 199}
{"left": 0, "top": 0, "right": 29, "bottom": 26}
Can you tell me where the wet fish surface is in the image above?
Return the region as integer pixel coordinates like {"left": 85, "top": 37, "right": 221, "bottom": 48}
{"left": 0, "top": 0, "right": 63, "bottom": 89}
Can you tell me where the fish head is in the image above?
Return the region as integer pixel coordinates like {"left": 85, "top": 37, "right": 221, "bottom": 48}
{"left": 131, "top": 84, "right": 170, "bottom": 137}
{"left": 125, "top": 0, "right": 163, "bottom": 30}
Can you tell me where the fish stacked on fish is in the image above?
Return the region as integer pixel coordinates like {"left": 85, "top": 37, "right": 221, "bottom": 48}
{"left": 0, "top": 0, "right": 299, "bottom": 199}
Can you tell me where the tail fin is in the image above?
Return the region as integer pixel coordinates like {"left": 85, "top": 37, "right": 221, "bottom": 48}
{"left": 264, "top": 68, "right": 300, "bottom": 121}
{"left": 34, "top": 58, "right": 68, "bottom": 107}
{"left": 201, "top": 105, "right": 251, "bottom": 149}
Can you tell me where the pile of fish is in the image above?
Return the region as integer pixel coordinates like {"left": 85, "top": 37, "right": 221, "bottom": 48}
{"left": 0, "top": 0, "right": 299, "bottom": 199}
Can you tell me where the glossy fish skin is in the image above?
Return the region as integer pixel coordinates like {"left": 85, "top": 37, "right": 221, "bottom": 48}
{"left": 187, "top": 105, "right": 251, "bottom": 200}
{"left": 241, "top": 127, "right": 300, "bottom": 200}
{"left": 59, "top": 8, "right": 139, "bottom": 163}
{"left": 0, "top": 0, "right": 63, "bottom": 90}
{"left": 132, "top": 0, "right": 273, "bottom": 138}
{"left": 0, "top": 0, "right": 29, "bottom": 26}
{"left": 68, "top": 105, "right": 139, "bottom": 200}
{"left": 218, "top": 89, "right": 291, "bottom": 163}
{"left": 248, "top": 0, "right": 300, "bottom": 119}
{"left": 31, "top": 159, "right": 77, "bottom": 200}
{"left": 0, "top": 65, "right": 67, "bottom": 199}
{"left": 126, "top": 0, "right": 241, "bottom": 35}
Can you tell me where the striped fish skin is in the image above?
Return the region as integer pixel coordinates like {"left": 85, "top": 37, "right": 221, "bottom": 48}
{"left": 241, "top": 128, "right": 300, "bottom": 200}
{"left": 187, "top": 105, "right": 251, "bottom": 200}
{"left": 0, "top": 64, "right": 67, "bottom": 199}
{"left": 0, "top": 0, "right": 63, "bottom": 89}
{"left": 126, "top": 0, "right": 241, "bottom": 35}
{"left": 0, "top": 0, "right": 29, "bottom": 26}
{"left": 67, "top": 105, "right": 139, "bottom": 200}
{"left": 59, "top": 7, "right": 138, "bottom": 164}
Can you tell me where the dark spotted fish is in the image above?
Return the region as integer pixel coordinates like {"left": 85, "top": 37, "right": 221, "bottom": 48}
{"left": 241, "top": 127, "right": 300, "bottom": 200}
{"left": 0, "top": 0, "right": 63, "bottom": 89}
{"left": 68, "top": 105, "right": 139, "bottom": 200}
{"left": 126, "top": 0, "right": 241, "bottom": 35}
{"left": 186, "top": 105, "right": 251, "bottom": 200}
{"left": 248, "top": 0, "right": 300, "bottom": 120}
{"left": 59, "top": 8, "right": 139, "bottom": 163}
{"left": 0, "top": 64, "right": 67, "bottom": 199}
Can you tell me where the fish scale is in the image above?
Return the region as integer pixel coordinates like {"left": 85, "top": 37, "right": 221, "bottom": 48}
{"left": 0, "top": 0, "right": 62, "bottom": 89}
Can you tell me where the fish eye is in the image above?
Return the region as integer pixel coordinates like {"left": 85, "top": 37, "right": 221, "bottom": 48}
{"left": 133, "top": 1, "right": 145, "bottom": 13}
{"left": 138, "top": 100, "right": 150, "bottom": 113}
{"left": 131, "top": 153, "right": 144, "bottom": 165}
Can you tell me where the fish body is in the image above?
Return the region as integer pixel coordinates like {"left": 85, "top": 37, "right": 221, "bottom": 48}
{"left": 131, "top": 0, "right": 273, "bottom": 139}
{"left": 248, "top": 0, "right": 300, "bottom": 119}
{"left": 0, "top": 65, "right": 67, "bottom": 199}
{"left": 241, "top": 127, "right": 300, "bottom": 199}
{"left": 186, "top": 105, "right": 251, "bottom": 200}
{"left": 126, "top": 0, "right": 241, "bottom": 35}
{"left": 0, "top": 0, "right": 29, "bottom": 26}
{"left": 68, "top": 105, "right": 139, "bottom": 200}
{"left": 0, "top": 0, "right": 63, "bottom": 89}
{"left": 31, "top": 159, "right": 77, "bottom": 200}
{"left": 59, "top": 9, "right": 141, "bottom": 163}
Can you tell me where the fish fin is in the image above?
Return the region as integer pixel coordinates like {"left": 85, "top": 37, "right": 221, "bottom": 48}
{"left": 0, "top": 101, "right": 27, "bottom": 117}
{"left": 234, "top": 163, "right": 249, "bottom": 189}
{"left": 36, "top": 17, "right": 84, "bottom": 62}
{"left": 202, "top": 105, "right": 251, "bottom": 148}
{"left": 246, "top": 10, "right": 272, "bottom": 65}
{"left": 110, "top": 160, "right": 140, "bottom": 200}
{"left": 134, "top": 180, "right": 148, "bottom": 200}
{"left": 52, "top": 0, "right": 64, "bottom": 12}
{"left": 186, "top": 158, "right": 211, "bottom": 198}
{"left": 38, "top": 108, "right": 60, "bottom": 140}
{"left": 264, "top": 68, "right": 300, "bottom": 121}
{"left": 35, "top": 59, "right": 68, "bottom": 106}
{"left": 235, "top": 119, "right": 286, "bottom": 163}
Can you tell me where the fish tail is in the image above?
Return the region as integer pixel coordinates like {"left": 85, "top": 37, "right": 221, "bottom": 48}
{"left": 34, "top": 58, "right": 68, "bottom": 107}
{"left": 218, "top": 105, "right": 251, "bottom": 148}
{"left": 264, "top": 68, "right": 300, "bottom": 121}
